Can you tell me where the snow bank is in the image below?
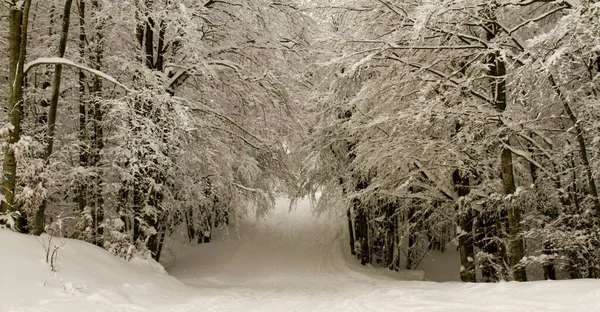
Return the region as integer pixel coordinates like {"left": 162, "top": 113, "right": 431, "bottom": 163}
{"left": 0, "top": 230, "right": 194, "bottom": 312}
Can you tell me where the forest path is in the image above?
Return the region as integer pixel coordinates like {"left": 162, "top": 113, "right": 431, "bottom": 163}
{"left": 164, "top": 198, "right": 592, "bottom": 312}
{"left": 166, "top": 197, "right": 407, "bottom": 311}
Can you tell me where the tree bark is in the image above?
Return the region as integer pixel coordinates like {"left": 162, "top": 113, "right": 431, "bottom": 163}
{"left": 458, "top": 208, "right": 475, "bottom": 282}
{"left": 454, "top": 170, "right": 476, "bottom": 282}
{"left": 486, "top": 11, "right": 527, "bottom": 281}
{"left": 32, "top": 0, "right": 74, "bottom": 236}
{"left": 186, "top": 209, "right": 196, "bottom": 242}
{"left": 154, "top": 222, "right": 167, "bottom": 262}
{"left": 156, "top": 20, "right": 166, "bottom": 72}
{"left": 527, "top": 142, "right": 556, "bottom": 280}
{"left": 357, "top": 206, "right": 370, "bottom": 265}
{"left": 77, "top": 0, "right": 88, "bottom": 216}
{"left": 347, "top": 207, "right": 355, "bottom": 255}
{"left": 501, "top": 148, "right": 527, "bottom": 281}
{"left": 406, "top": 206, "right": 415, "bottom": 270}
{"left": 385, "top": 202, "right": 397, "bottom": 269}
{"left": 144, "top": 0, "right": 155, "bottom": 69}
{"left": 88, "top": 0, "right": 105, "bottom": 245}
{"left": 1, "top": 0, "right": 32, "bottom": 232}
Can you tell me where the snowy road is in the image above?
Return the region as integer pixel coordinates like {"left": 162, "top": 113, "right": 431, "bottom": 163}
{"left": 165, "top": 198, "right": 599, "bottom": 312}
{"left": 3, "top": 197, "right": 600, "bottom": 312}
{"left": 167, "top": 198, "right": 422, "bottom": 311}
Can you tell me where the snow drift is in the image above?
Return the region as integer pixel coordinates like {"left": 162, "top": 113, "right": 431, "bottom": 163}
{"left": 0, "top": 229, "right": 195, "bottom": 312}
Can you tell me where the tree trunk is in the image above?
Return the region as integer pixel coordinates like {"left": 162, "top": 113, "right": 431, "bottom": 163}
{"left": 144, "top": 5, "right": 154, "bottom": 69}
{"left": 77, "top": 0, "right": 89, "bottom": 216}
{"left": 476, "top": 208, "right": 500, "bottom": 282}
{"left": 1, "top": 0, "right": 32, "bottom": 232}
{"left": 154, "top": 222, "right": 167, "bottom": 262}
{"left": 528, "top": 142, "right": 556, "bottom": 280}
{"left": 406, "top": 206, "right": 415, "bottom": 270}
{"left": 117, "top": 179, "right": 130, "bottom": 233}
{"left": 134, "top": 0, "right": 169, "bottom": 253}
{"left": 146, "top": 183, "right": 163, "bottom": 259}
{"left": 347, "top": 207, "right": 356, "bottom": 255}
{"left": 458, "top": 208, "right": 475, "bottom": 282}
{"left": 358, "top": 208, "right": 370, "bottom": 265}
{"left": 186, "top": 209, "right": 196, "bottom": 243}
{"left": 352, "top": 198, "right": 370, "bottom": 266}
{"left": 543, "top": 242, "right": 557, "bottom": 280}
{"left": 454, "top": 170, "right": 475, "bottom": 282}
{"left": 132, "top": 182, "right": 145, "bottom": 243}
{"left": 385, "top": 202, "right": 397, "bottom": 269}
{"left": 89, "top": 0, "right": 105, "bottom": 245}
{"left": 32, "top": 0, "right": 74, "bottom": 236}
{"left": 501, "top": 148, "right": 527, "bottom": 281}
{"left": 156, "top": 20, "right": 166, "bottom": 72}
{"left": 486, "top": 11, "right": 526, "bottom": 281}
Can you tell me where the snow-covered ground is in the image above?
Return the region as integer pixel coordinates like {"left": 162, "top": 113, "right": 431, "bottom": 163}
{"left": 2, "top": 197, "right": 600, "bottom": 311}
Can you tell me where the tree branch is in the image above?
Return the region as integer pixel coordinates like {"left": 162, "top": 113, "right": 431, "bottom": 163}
{"left": 24, "top": 57, "right": 131, "bottom": 92}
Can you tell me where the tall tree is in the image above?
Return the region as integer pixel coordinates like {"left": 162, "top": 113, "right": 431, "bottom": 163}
{"left": 32, "top": 0, "right": 75, "bottom": 236}
{"left": 1, "top": 0, "right": 32, "bottom": 232}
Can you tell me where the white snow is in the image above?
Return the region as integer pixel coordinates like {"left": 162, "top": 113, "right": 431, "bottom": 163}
{"left": 2, "top": 197, "right": 600, "bottom": 311}
{"left": 23, "top": 57, "right": 132, "bottom": 92}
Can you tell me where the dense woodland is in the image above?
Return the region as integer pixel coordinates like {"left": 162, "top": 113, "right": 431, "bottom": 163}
{"left": 1, "top": 0, "right": 599, "bottom": 283}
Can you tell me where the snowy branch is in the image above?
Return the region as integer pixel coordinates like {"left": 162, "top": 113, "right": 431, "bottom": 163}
{"left": 24, "top": 57, "right": 132, "bottom": 92}
{"left": 413, "top": 161, "right": 457, "bottom": 201}
{"left": 502, "top": 143, "right": 551, "bottom": 176}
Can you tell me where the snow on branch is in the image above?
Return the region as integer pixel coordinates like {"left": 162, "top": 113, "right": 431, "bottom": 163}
{"left": 300, "top": 5, "right": 373, "bottom": 12}
{"left": 188, "top": 104, "right": 264, "bottom": 146}
{"left": 413, "top": 160, "right": 457, "bottom": 201}
{"left": 231, "top": 182, "right": 264, "bottom": 194}
{"left": 165, "top": 60, "right": 242, "bottom": 93}
{"left": 503, "top": 0, "right": 573, "bottom": 8}
{"left": 386, "top": 54, "right": 493, "bottom": 106}
{"left": 507, "top": 6, "right": 570, "bottom": 35}
{"left": 502, "top": 143, "right": 551, "bottom": 176}
{"left": 347, "top": 53, "right": 377, "bottom": 76}
{"left": 207, "top": 125, "right": 261, "bottom": 150}
{"left": 24, "top": 57, "right": 132, "bottom": 92}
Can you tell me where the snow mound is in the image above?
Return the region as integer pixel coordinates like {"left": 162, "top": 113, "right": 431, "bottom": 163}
{"left": 0, "top": 230, "right": 193, "bottom": 312}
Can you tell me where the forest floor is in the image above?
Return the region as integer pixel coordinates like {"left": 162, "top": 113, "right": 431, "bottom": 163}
{"left": 2, "top": 197, "right": 600, "bottom": 311}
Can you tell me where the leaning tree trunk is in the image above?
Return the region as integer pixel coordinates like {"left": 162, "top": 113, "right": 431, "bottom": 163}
{"left": 32, "top": 0, "right": 74, "bottom": 236}
{"left": 1, "top": 0, "right": 32, "bottom": 232}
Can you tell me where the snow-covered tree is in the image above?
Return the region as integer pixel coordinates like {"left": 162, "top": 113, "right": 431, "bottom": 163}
{"left": 1, "top": 0, "right": 309, "bottom": 263}
{"left": 300, "top": 0, "right": 600, "bottom": 282}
